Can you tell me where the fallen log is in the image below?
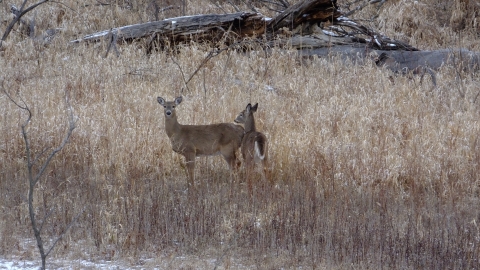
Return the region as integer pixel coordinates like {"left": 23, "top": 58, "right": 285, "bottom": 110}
{"left": 70, "top": 0, "right": 479, "bottom": 74}
{"left": 70, "top": 0, "right": 414, "bottom": 52}
{"left": 70, "top": 12, "right": 266, "bottom": 44}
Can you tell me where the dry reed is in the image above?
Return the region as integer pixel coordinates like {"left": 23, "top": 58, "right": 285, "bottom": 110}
{"left": 1, "top": 0, "right": 479, "bottom": 268}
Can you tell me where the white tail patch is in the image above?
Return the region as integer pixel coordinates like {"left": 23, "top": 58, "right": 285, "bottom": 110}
{"left": 254, "top": 141, "right": 265, "bottom": 160}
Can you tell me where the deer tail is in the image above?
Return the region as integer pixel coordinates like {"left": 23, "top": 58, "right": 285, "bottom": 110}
{"left": 254, "top": 136, "right": 266, "bottom": 160}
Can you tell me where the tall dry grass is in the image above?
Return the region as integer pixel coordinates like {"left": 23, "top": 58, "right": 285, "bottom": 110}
{"left": 1, "top": 0, "right": 479, "bottom": 268}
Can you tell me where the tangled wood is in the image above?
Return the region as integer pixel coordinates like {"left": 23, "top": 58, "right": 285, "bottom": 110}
{"left": 70, "top": 0, "right": 479, "bottom": 75}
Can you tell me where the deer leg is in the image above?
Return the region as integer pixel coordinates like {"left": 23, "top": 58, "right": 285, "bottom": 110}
{"left": 245, "top": 161, "right": 254, "bottom": 195}
{"left": 184, "top": 152, "right": 196, "bottom": 188}
{"left": 221, "top": 146, "right": 240, "bottom": 171}
{"left": 262, "top": 159, "right": 273, "bottom": 186}
{"left": 222, "top": 150, "right": 241, "bottom": 187}
{"left": 222, "top": 150, "right": 238, "bottom": 199}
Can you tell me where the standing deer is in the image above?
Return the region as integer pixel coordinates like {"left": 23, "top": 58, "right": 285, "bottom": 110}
{"left": 157, "top": 96, "right": 244, "bottom": 187}
{"left": 234, "top": 103, "right": 270, "bottom": 191}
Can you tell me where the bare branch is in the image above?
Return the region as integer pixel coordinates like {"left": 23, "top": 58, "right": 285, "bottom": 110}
{"left": 38, "top": 205, "right": 56, "bottom": 233}
{"left": 1, "top": 0, "right": 50, "bottom": 42}
{"left": 169, "top": 55, "right": 190, "bottom": 93}
{"left": 45, "top": 207, "right": 85, "bottom": 257}
{"left": 2, "top": 83, "right": 28, "bottom": 111}
{"left": 176, "top": 40, "right": 262, "bottom": 92}
{"left": 104, "top": 29, "right": 120, "bottom": 58}
{"left": 32, "top": 147, "right": 51, "bottom": 167}
{"left": 4, "top": 82, "right": 77, "bottom": 270}
{"left": 474, "top": 88, "right": 480, "bottom": 104}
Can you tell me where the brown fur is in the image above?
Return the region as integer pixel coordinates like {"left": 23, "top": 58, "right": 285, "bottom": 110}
{"left": 158, "top": 96, "right": 244, "bottom": 187}
{"left": 234, "top": 103, "right": 270, "bottom": 191}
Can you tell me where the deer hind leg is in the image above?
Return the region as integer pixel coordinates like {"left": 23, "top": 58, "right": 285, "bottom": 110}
{"left": 245, "top": 160, "right": 255, "bottom": 195}
{"left": 243, "top": 148, "right": 255, "bottom": 194}
{"left": 262, "top": 158, "right": 273, "bottom": 186}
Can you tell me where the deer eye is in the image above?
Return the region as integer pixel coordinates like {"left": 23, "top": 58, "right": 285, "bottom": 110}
{"left": 172, "top": 106, "right": 175, "bottom": 108}
{"left": 163, "top": 106, "right": 166, "bottom": 108}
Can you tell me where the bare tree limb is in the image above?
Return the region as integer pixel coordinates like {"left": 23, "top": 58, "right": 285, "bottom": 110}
{"left": 104, "top": 28, "right": 120, "bottom": 58}
{"left": 38, "top": 205, "right": 55, "bottom": 233}
{"left": 170, "top": 55, "right": 191, "bottom": 93}
{"left": 32, "top": 147, "right": 51, "bottom": 167}
{"left": 45, "top": 207, "right": 85, "bottom": 257}
{"left": 1, "top": 0, "right": 50, "bottom": 43}
{"left": 474, "top": 87, "right": 480, "bottom": 104}
{"left": 2, "top": 83, "right": 77, "bottom": 270}
{"left": 170, "top": 39, "right": 262, "bottom": 93}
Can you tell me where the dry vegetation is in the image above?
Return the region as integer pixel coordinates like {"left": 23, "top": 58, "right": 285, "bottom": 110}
{"left": 1, "top": 0, "right": 480, "bottom": 268}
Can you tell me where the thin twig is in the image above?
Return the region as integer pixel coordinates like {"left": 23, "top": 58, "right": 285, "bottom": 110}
{"left": 473, "top": 89, "right": 480, "bottom": 104}
{"left": 32, "top": 147, "right": 51, "bottom": 167}
{"left": 170, "top": 55, "right": 190, "bottom": 93}
{"left": 38, "top": 205, "right": 56, "bottom": 232}
{"left": 45, "top": 207, "right": 85, "bottom": 257}
{"left": 170, "top": 40, "right": 260, "bottom": 92}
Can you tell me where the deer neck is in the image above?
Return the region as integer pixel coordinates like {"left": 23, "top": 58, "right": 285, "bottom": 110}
{"left": 164, "top": 115, "right": 181, "bottom": 138}
{"left": 244, "top": 115, "right": 256, "bottom": 133}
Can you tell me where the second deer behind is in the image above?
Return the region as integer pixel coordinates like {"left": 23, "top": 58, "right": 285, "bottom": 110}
{"left": 234, "top": 103, "right": 270, "bottom": 191}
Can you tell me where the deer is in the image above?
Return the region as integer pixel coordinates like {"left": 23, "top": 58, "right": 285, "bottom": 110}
{"left": 157, "top": 96, "right": 244, "bottom": 187}
{"left": 234, "top": 103, "right": 270, "bottom": 191}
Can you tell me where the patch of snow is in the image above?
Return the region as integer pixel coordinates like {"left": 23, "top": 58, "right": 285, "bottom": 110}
{"left": 0, "top": 258, "right": 38, "bottom": 270}
{"left": 264, "top": 85, "right": 275, "bottom": 92}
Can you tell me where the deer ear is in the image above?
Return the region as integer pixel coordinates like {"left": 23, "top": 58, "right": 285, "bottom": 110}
{"left": 175, "top": 96, "right": 183, "bottom": 105}
{"left": 157, "top": 97, "right": 165, "bottom": 105}
{"left": 246, "top": 103, "right": 252, "bottom": 112}
{"left": 251, "top": 103, "right": 258, "bottom": 112}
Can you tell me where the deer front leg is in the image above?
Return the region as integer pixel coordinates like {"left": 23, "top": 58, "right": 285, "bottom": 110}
{"left": 184, "top": 152, "right": 196, "bottom": 188}
{"left": 221, "top": 146, "right": 241, "bottom": 172}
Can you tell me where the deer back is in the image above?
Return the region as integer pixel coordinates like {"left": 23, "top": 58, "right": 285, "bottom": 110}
{"left": 172, "top": 123, "right": 244, "bottom": 156}
{"left": 158, "top": 96, "right": 244, "bottom": 156}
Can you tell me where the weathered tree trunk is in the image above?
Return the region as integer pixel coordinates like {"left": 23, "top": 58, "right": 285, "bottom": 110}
{"left": 70, "top": 0, "right": 413, "bottom": 51}
{"left": 70, "top": 0, "right": 480, "bottom": 73}
{"left": 71, "top": 12, "right": 266, "bottom": 44}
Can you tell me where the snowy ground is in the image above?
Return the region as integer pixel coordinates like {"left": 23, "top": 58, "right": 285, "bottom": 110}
{"left": 0, "top": 257, "right": 146, "bottom": 269}
{"left": 0, "top": 254, "right": 253, "bottom": 269}
{"left": 0, "top": 238, "right": 250, "bottom": 269}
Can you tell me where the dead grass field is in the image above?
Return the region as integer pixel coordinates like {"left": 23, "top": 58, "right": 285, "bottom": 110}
{"left": 1, "top": 0, "right": 480, "bottom": 268}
